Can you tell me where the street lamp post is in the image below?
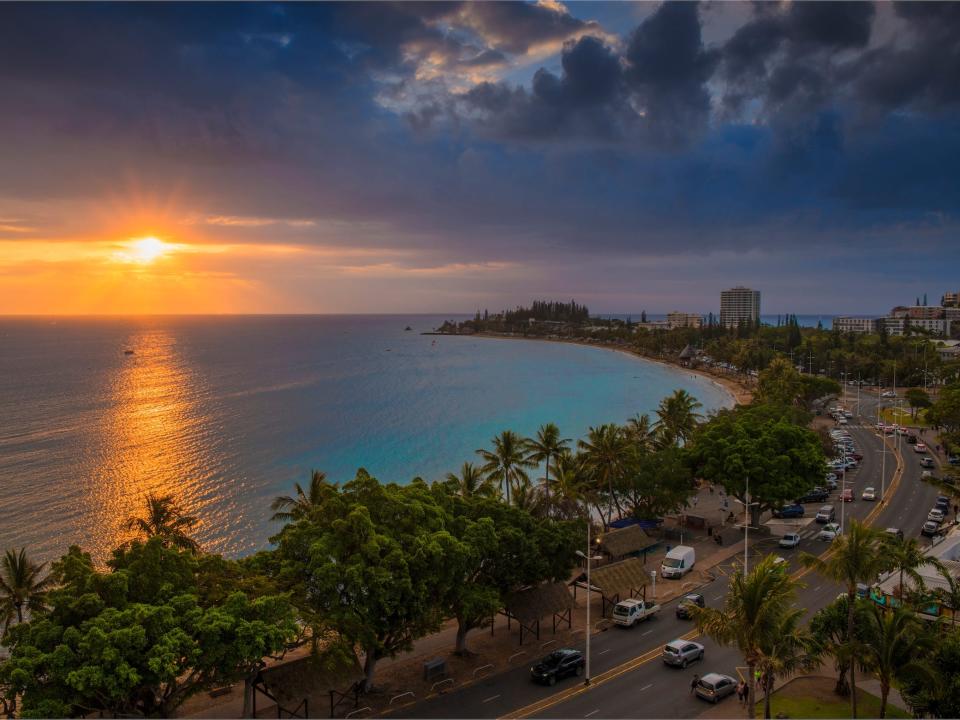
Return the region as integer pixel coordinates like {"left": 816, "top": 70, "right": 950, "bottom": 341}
{"left": 734, "top": 477, "right": 759, "bottom": 575}
{"left": 576, "top": 523, "right": 603, "bottom": 686}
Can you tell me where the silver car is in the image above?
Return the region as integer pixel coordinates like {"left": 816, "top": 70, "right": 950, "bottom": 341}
{"left": 695, "top": 673, "right": 738, "bottom": 703}
{"left": 662, "top": 639, "right": 705, "bottom": 668}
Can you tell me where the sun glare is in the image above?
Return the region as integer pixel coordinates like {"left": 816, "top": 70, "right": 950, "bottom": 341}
{"left": 116, "top": 236, "right": 175, "bottom": 264}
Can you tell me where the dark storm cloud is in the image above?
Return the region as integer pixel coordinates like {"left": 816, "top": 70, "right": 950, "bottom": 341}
{"left": 0, "top": 0, "right": 958, "bottom": 278}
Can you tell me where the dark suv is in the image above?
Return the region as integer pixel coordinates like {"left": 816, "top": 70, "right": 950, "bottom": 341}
{"left": 676, "top": 593, "right": 706, "bottom": 619}
{"left": 530, "top": 648, "right": 584, "bottom": 685}
{"left": 773, "top": 504, "right": 805, "bottom": 519}
{"left": 797, "top": 488, "right": 829, "bottom": 504}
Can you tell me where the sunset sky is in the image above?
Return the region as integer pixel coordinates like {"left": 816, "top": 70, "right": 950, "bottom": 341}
{"left": 1, "top": 1, "right": 959, "bottom": 315}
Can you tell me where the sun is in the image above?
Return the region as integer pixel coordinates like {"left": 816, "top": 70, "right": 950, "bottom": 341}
{"left": 125, "top": 236, "right": 172, "bottom": 264}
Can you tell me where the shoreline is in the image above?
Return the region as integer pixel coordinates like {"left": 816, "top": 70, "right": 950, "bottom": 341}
{"left": 468, "top": 331, "right": 753, "bottom": 408}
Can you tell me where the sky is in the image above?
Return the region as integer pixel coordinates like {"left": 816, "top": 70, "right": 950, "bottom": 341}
{"left": 1, "top": 1, "right": 959, "bottom": 316}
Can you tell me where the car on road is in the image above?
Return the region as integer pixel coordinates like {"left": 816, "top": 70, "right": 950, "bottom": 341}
{"left": 530, "top": 648, "right": 584, "bottom": 685}
{"left": 779, "top": 532, "right": 801, "bottom": 549}
{"left": 662, "top": 639, "right": 705, "bottom": 668}
{"left": 882, "top": 390, "right": 897, "bottom": 398}
{"left": 676, "top": 593, "right": 705, "bottom": 620}
{"left": 920, "top": 457, "right": 935, "bottom": 468}
{"left": 816, "top": 505, "right": 836, "bottom": 523}
{"left": 949, "top": 456, "right": 960, "bottom": 466}
{"left": 819, "top": 522, "right": 842, "bottom": 541}
{"left": 862, "top": 487, "right": 876, "bottom": 501}
{"left": 694, "top": 673, "right": 738, "bottom": 703}
{"left": 841, "top": 488, "right": 854, "bottom": 502}
{"left": 922, "top": 520, "right": 941, "bottom": 537}
{"left": 884, "top": 528, "right": 904, "bottom": 541}
{"left": 928, "top": 508, "right": 945, "bottom": 523}
{"left": 612, "top": 598, "right": 660, "bottom": 627}
{"left": 773, "top": 504, "right": 805, "bottom": 519}
{"left": 922, "top": 470, "right": 935, "bottom": 480}
{"left": 907, "top": 434, "right": 918, "bottom": 445}
{"left": 916, "top": 443, "right": 928, "bottom": 453}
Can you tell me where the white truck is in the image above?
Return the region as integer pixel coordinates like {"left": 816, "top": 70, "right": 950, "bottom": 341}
{"left": 660, "top": 545, "right": 696, "bottom": 579}
{"left": 612, "top": 598, "right": 661, "bottom": 627}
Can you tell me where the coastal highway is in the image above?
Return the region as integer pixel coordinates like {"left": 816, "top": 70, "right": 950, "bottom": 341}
{"left": 392, "top": 411, "right": 945, "bottom": 720}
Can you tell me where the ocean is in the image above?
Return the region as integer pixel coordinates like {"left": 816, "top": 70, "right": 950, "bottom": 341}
{"left": 0, "top": 315, "right": 731, "bottom": 563}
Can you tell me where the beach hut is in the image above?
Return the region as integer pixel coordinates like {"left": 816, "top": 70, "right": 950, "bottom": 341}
{"left": 571, "top": 557, "right": 651, "bottom": 618}
{"left": 498, "top": 581, "right": 576, "bottom": 645}
{"left": 678, "top": 344, "right": 697, "bottom": 366}
{"left": 596, "top": 524, "right": 659, "bottom": 563}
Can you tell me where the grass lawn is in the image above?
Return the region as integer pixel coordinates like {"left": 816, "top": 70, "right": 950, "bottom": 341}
{"left": 880, "top": 406, "right": 930, "bottom": 427}
{"left": 756, "top": 676, "right": 911, "bottom": 719}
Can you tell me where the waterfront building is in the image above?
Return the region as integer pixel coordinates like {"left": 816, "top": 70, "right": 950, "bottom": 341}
{"left": 880, "top": 316, "right": 952, "bottom": 336}
{"left": 719, "top": 287, "right": 760, "bottom": 328}
{"left": 666, "top": 311, "right": 703, "bottom": 330}
{"left": 891, "top": 305, "right": 946, "bottom": 320}
{"left": 833, "top": 316, "right": 879, "bottom": 334}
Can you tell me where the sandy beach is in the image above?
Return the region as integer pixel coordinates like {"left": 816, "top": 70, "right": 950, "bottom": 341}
{"left": 472, "top": 331, "right": 753, "bottom": 407}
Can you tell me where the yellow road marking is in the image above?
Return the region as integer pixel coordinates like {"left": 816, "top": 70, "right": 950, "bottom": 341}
{"left": 501, "top": 431, "right": 905, "bottom": 720}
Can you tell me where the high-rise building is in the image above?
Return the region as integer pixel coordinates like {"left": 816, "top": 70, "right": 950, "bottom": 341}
{"left": 943, "top": 291, "right": 959, "bottom": 307}
{"left": 720, "top": 287, "right": 760, "bottom": 328}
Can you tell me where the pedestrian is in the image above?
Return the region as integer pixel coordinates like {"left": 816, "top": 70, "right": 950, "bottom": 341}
{"left": 736, "top": 681, "right": 745, "bottom": 705}
{"left": 691, "top": 674, "right": 700, "bottom": 695}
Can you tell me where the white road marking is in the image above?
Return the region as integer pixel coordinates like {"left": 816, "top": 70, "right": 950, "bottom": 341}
{"left": 598, "top": 648, "right": 611, "bottom": 655}
{"left": 813, "top": 585, "right": 822, "bottom": 592}
{"left": 641, "top": 630, "right": 653, "bottom": 636}
{"left": 712, "top": 595, "right": 724, "bottom": 601}
{"left": 640, "top": 683, "right": 654, "bottom": 692}
{"left": 483, "top": 695, "right": 501, "bottom": 704}
{"left": 584, "top": 710, "right": 599, "bottom": 718}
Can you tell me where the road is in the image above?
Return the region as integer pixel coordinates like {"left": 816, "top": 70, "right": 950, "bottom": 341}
{"left": 391, "top": 404, "right": 945, "bottom": 719}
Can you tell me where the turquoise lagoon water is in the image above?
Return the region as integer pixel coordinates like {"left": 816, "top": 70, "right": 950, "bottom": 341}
{"left": 0, "top": 315, "right": 731, "bottom": 561}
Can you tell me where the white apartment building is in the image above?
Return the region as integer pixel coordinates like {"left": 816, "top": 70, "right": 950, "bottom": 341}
{"left": 719, "top": 287, "right": 760, "bottom": 328}
{"left": 880, "top": 316, "right": 952, "bottom": 336}
{"left": 666, "top": 311, "right": 703, "bottom": 330}
{"left": 833, "top": 316, "right": 879, "bottom": 334}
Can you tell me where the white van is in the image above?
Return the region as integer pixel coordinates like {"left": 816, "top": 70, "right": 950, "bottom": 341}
{"left": 660, "top": 545, "right": 696, "bottom": 579}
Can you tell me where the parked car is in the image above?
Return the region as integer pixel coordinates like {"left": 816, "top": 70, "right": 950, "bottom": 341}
{"left": 819, "top": 522, "right": 842, "bottom": 541}
{"left": 862, "top": 487, "right": 876, "bottom": 501}
{"left": 694, "top": 673, "right": 738, "bottom": 703}
{"left": 920, "top": 457, "right": 935, "bottom": 468}
{"left": 779, "top": 533, "right": 801, "bottom": 549}
{"left": 949, "top": 456, "right": 960, "bottom": 466}
{"left": 922, "top": 470, "right": 934, "bottom": 480}
{"left": 612, "top": 599, "right": 661, "bottom": 627}
{"left": 841, "top": 488, "right": 854, "bottom": 502}
{"left": 676, "top": 593, "right": 705, "bottom": 620}
{"left": 825, "top": 473, "right": 838, "bottom": 483}
{"left": 530, "top": 648, "right": 584, "bottom": 685}
{"left": 928, "top": 508, "right": 945, "bottom": 523}
{"left": 662, "top": 639, "right": 705, "bottom": 668}
{"left": 915, "top": 443, "right": 928, "bottom": 453}
{"left": 922, "top": 521, "right": 941, "bottom": 537}
{"left": 816, "top": 505, "right": 836, "bottom": 523}
{"left": 773, "top": 504, "right": 805, "bottom": 519}
{"left": 661, "top": 545, "right": 696, "bottom": 579}
{"left": 936, "top": 496, "right": 951, "bottom": 511}
{"left": 798, "top": 489, "right": 830, "bottom": 504}
{"left": 824, "top": 478, "right": 838, "bottom": 491}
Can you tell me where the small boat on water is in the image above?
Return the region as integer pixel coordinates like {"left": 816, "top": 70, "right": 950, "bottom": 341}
{"left": 124, "top": 349, "right": 135, "bottom": 355}
{"left": 404, "top": 326, "right": 412, "bottom": 331}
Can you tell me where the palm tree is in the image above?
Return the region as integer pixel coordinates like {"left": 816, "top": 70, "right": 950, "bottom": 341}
{"left": 810, "top": 596, "right": 854, "bottom": 696}
{"left": 578, "top": 424, "right": 627, "bottom": 527}
{"left": 882, "top": 534, "right": 943, "bottom": 606}
{"left": 801, "top": 520, "right": 885, "bottom": 718}
{"left": 758, "top": 608, "right": 820, "bottom": 719}
{"left": 510, "top": 476, "right": 548, "bottom": 516}
{"left": 125, "top": 493, "right": 200, "bottom": 552}
{"left": 271, "top": 470, "right": 336, "bottom": 522}
{"left": 859, "top": 603, "right": 931, "bottom": 718}
{"left": 0, "top": 548, "right": 54, "bottom": 632}
{"left": 549, "top": 450, "right": 590, "bottom": 520}
{"left": 477, "top": 430, "right": 536, "bottom": 505}
{"left": 653, "top": 389, "right": 703, "bottom": 447}
{"left": 443, "top": 462, "right": 496, "bottom": 499}
{"left": 694, "top": 554, "right": 802, "bottom": 718}
{"left": 625, "top": 413, "right": 654, "bottom": 450}
{"left": 933, "top": 564, "right": 960, "bottom": 626}
{"left": 525, "top": 423, "right": 570, "bottom": 510}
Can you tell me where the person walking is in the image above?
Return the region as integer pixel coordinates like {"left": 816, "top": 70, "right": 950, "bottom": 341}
{"left": 690, "top": 674, "right": 700, "bottom": 695}
{"left": 736, "top": 681, "right": 746, "bottom": 706}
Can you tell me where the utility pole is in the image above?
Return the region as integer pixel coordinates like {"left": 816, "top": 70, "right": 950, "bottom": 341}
{"left": 577, "top": 524, "right": 603, "bottom": 686}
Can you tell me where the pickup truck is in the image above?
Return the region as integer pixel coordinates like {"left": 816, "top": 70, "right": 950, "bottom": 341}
{"left": 612, "top": 599, "right": 661, "bottom": 627}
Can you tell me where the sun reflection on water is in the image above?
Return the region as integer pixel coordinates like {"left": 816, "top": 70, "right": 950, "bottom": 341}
{"left": 84, "top": 328, "right": 211, "bottom": 560}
